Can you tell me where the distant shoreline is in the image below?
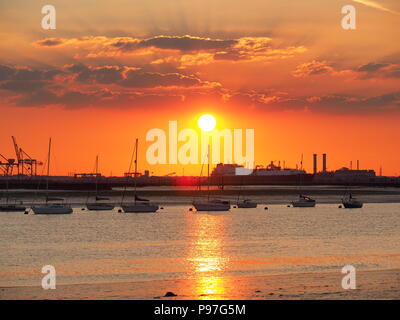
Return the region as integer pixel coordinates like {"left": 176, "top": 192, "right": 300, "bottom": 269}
{"left": 2, "top": 185, "right": 400, "bottom": 203}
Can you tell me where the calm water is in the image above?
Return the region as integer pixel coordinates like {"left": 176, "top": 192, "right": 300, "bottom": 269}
{"left": 1, "top": 203, "right": 399, "bottom": 287}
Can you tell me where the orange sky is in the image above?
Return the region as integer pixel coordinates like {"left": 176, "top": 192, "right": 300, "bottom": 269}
{"left": 0, "top": 0, "right": 399, "bottom": 176}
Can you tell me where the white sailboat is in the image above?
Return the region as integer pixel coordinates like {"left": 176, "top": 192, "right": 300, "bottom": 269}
{"left": 192, "top": 145, "right": 230, "bottom": 212}
{"left": 32, "top": 138, "right": 72, "bottom": 215}
{"left": 121, "top": 138, "right": 158, "bottom": 213}
{"left": 86, "top": 156, "right": 115, "bottom": 211}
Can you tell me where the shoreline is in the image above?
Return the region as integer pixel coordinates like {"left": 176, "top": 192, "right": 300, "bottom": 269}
{"left": 2, "top": 185, "right": 400, "bottom": 206}
{"left": 1, "top": 268, "right": 399, "bottom": 300}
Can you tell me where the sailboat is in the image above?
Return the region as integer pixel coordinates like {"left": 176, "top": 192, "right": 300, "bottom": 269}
{"left": 292, "top": 195, "right": 316, "bottom": 207}
{"left": 192, "top": 145, "right": 230, "bottom": 212}
{"left": 86, "top": 156, "right": 115, "bottom": 211}
{"left": 236, "top": 177, "right": 257, "bottom": 208}
{"left": 237, "top": 199, "right": 258, "bottom": 208}
{"left": 291, "top": 154, "right": 316, "bottom": 207}
{"left": 0, "top": 179, "right": 26, "bottom": 212}
{"left": 342, "top": 193, "right": 363, "bottom": 208}
{"left": 31, "top": 138, "right": 72, "bottom": 215}
{"left": 120, "top": 138, "right": 158, "bottom": 213}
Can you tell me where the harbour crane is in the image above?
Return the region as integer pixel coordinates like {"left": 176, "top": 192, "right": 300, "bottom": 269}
{"left": 0, "top": 136, "right": 43, "bottom": 176}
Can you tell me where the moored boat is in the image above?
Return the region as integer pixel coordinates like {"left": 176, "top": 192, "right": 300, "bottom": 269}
{"left": 0, "top": 204, "right": 26, "bottom": 212}
{"left": 193, "top": 199, "right": 230, "bottom": 211}
{"left": 121, "top": 202, "right": 159, "bottom": 213}
{"left": 86, "top": 202, "right": 115, "bottom": 211}
{"left": 32, "top": 203, "right": 72, "bottom": 214}
{"left": 292, "top": 195, "right": 316, "bottom": 207}
{"left": 120, "top": 139, "right": 158, "bottom": 213}
{"left": 31, "top": 138, "right": 73, "bottom": 215}
{"left": 236, "top": 199, "right": 257, "bottom": 208}
{"left": 192, "top": 145, "right": 230, "bottom": 212}
{"left": 342, "top": 193, "right": 363, "bottom": 208}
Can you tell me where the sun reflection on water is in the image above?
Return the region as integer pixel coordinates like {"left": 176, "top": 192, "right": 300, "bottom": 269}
{"left": 184, "top": 211, "right": 231, "bottom": 299}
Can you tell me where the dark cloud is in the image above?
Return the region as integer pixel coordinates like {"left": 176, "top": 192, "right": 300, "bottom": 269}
{"left": 35, "top": 35, "right": 237, "bottom": 53}
{"left": 66, "top": 64, "right": 124, "bottom": 84}
{"left": 0, "top": 65, "right": 15, "bottom": 81}
{"left": 0, "top": 80, "right": 47, "bottom": 92}
{"left": 226, "top": 91, "right": 400, "bottom": 114}
{"left": 111, "top": 35, "right": 236, "bottom": 52}
{"left": 356, "top": 62, "right": 400, "bottom": 78}
{"left": 2, "top": 61, "right": 399, "bottom": 114}
{"left": 120, "top": 70, "right": 201, "bottom": 88}
{"left": 35, "top": 38, "right": 64, "bottom": 47}
{"left": 138, "top": 36, "right": 236, "bottom": 51}
{"left": 357, "top": 62, "right": 389, "bottom": 72}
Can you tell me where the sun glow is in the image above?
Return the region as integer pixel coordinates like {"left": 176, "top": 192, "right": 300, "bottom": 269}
{"left": 198, "top": 114, "right": 216, "bottom": 132}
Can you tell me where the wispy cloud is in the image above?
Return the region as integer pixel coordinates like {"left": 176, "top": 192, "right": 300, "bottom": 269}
{"left": 352, "top": 0, "right": 400, "bottom": 15}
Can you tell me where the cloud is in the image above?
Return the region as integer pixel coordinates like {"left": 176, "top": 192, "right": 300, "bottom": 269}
{"left": 2, "top": 61, "right": 399, "bottom": 114}
{"left": 136, "top": 35, "right": 236, "bottom": 51}
{"left": 292, "top": 60, "right": 400, "bottom": 79}
{"left": 0, "top": 63, "right": 220, "bottom": 108}
{"left": 356, "top": 62, "right": 400, "bottom": 78}
{"left": 65, "top": 64, "right": 124, "bottom": 84}
{"left": 226, "top": 91, "right": 400, "bottom": 114}
{"left": 34, "top": 35, "right": 236, "bottom": 52}
{"left": 352, "top": 0, "right": 400, "bottom": 15}
{"left": 35, "top": 38, "right": 65, "bottom": 47}
{"left": 0, "top": 80, "right": 48, "bottom": 92}
{"left": 292, "top": 60, "right": 335, "bottom": 77}
{"left": 120, "top": 69, "right": 203, "bottom": 88}
{"left": 33, "top": 35, "right": 306, "bottom": 66}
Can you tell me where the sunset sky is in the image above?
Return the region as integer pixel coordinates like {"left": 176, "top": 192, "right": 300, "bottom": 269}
{"left": 0, "top": 0, "right": 399, "bottom": 176}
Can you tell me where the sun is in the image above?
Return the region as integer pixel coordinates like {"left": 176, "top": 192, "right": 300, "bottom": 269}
{"left": 198, "top": 114, "right": 216, "bottom": 132}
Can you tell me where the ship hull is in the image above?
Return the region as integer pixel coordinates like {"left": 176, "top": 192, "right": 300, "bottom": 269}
{"left": 86, "top": 203, "right": 115, "bottom": 211}
{"left": 32, "top": 204, "right": 73, "bottom": 214}
{"left": 0, "top": 205, "right": 26, "bottom": 212}
{"left": 193, "top": 201, "right": 230, "bottom": 211}
{"left": 121, "top": 203, "right": 158, "bottom": 213}
{"left": 342, "top": 201, "right": 363, "bottom": 208}
{"left": 292, "top": 201, "right": 316, "bottom": 207}
{"left": 236, "top": 202, "right": 257, "bottom": 208}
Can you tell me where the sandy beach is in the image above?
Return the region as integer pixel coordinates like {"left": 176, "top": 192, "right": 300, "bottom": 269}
{"left": 1, "top": 269, "right": 399, "bottom": 300}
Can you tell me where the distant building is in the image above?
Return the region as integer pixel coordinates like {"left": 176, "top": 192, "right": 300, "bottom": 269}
{"left": 333, "top": 167, "right": 376, "bottom": 179}
{"left": 211, "top": 163, "right": 242, "bottom": 176}
{"left": 211, "top": 162, "right": 306, "bottom": 176}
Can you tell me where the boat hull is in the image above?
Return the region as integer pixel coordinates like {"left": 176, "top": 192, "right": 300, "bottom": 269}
{"left": 32, "top": 204, "right": 73, "bottom": 214}
{"left": 193, "top": 201, "right": 230, "bottom": 211}
{"left": 121, "top": 203, "right": 158, "bottom": 213}
{"left": 236, "top": 202, "right": 257, "bottom": 208}
{"left": 0, "top": 205, "right": 26, "bottom": 212}
{"left": 342, "top": 201, "right": 363, "bottom": 208}
{"left": 292, "top": 201, "right": 316, "bottom": 207}
{"left": 86, "top": 203, "right": 115, "bottom": 211}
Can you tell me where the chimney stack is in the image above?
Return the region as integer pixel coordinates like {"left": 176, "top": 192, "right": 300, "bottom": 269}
{"left": 313, "top": 154, "right": 317, "bottom": 174}
{"left": 322, "top": 153, "right": 327, "bottom": 172}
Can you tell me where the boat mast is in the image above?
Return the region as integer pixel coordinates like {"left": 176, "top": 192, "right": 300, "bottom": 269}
{"left": 120, "top": 140, "right": 135, "bottom": 205}
{"left": 46, "top": 138, "right": 52, "bottom": 203}
{"left": 95, "top": 155, "right": 99, "bottom": 196}
{"left": 207, "top": 144, "right": 210, "bottom": 201}
{"left": 134, "top": 138, "right": 138, "bottom": 204}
